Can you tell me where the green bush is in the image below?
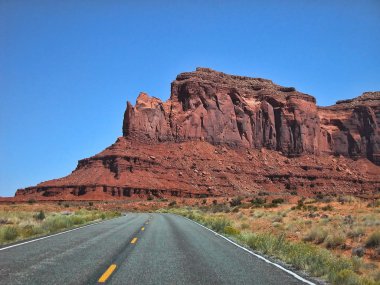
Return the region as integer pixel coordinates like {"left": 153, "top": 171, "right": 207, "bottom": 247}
{"left": 272, "top": 198, "right": 285, "bottom": 204}
{"left": 250, "top": 198, "right": 266, "bottom": 207}
{"left": 34, "top": 210, "right": 45, "bottom": 221}
{"left": 365, "top": 231, "right": 380, "bottom": 248}
{"left": 303, "top": 227, "right": 327, "bottom": 244}
{"left": 204, "top": 216, "right": 231, "bottom": 232}
{"left": 330, "top": 269, "right": 360, "bottom": 285}
{"left": 325, "top": 233, "right": 346, "bottom": 249}
{"left": 42, "top": 216, "right": 74, "bottom": 232}
{"left": 19, "top": 225, "right": 42, "bottom": 238}
{"left": 0, "top": 226, "right": 18, "bottom": 241}
{"left": 322, "top": 204, "right": 334, "bottom": 211}
{"left": 347, "top": 227, "right": 364, "bottom": 239}
{"left": 230, "top": 197, "right": 243, "bottom": 207}
{"left": 224, "top": 226, "right": 240, "bottom": 236}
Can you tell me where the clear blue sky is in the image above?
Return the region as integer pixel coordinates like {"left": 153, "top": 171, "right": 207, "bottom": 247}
{"left": 1, "top": 1, "right": 379, "bottom": 197}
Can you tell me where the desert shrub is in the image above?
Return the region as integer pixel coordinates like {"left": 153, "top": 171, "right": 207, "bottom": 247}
{"left": 27, "top": 198, "right": 36, "bottom": 204}
{"left": 34, "top": 210, "right": 45, "bottom": 221}
{"left": 19, "top": 225, "right": 42, "bottom": 238}
{"left": 230, "top": 196, "right": 243, "bottom": 207}
{"left": 303, "top": 227, "right": 328, "bottom": 244}
{"left": 296, "top": 198, "right": 305, "bottom": 209}
{"left": 338, "top": 196, "right": 356, "bottom": 204}
{"left": 0, "top": 226, "right": 19, "bottom": 242}
{"left": 272, "top": 216, "right": 283, "bottom": 223}
{"left": 330, "top": 269, "right": 360, "bottom": 285}
{"left": 224, "top": 226, "right": 240, "bottom": 236}
{"left": 168, "top": 201, "right": 177, "bottom": 207}
{"left": 69, "top": 215, "right": 86, "bottom": 225}
{"left": 325, "top": 233, "right": 346, "bottom": 249}
{"left": 250, "top": 197, "right": 266, "bottom": 207}
{"left": 272, "top": 198, "right": 284, "bottom": 204}
{"left": 279, "top": 86, "right": 296, "bottom": 92}
{"left": 264, "top": 203, "right": 278, "bottom": 208}
{"left": 211, "top": 203, "right": 230, "bottom": 213}
{"left": 88, "top": 201, "right": 94, "bottom": 206}
{"left": 365, "top": 231, "right": 380, "bottom": 248}
{"left": 240, "top": 223, "right": 249, "bottom": 230}
{"left": 204, "top": 216, "right": 231, "bottom": 233}
{"left": 42, "top": 216, "right": 74, "bottom": 232}
{"left": 322, "top": 204, "right": 334, "bottom": 211}
{"left": 64, "top": 203, "right": 70, "bottom": 208}
{"left": 347, "top": 227, "right": 365, "bottom": 239}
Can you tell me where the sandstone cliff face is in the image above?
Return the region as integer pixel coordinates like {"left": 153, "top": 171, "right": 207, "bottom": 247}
{"left": 15, "top": 68, "right": 380, "bottom": 200}
{"left": 318, "top": 92, "right": 380, "bottom": 165}
{"left": 124, "top": 68, "right": 380, "bottom": 164}
{"left": 124, "top": 68, "right": 320, "bottom": 156}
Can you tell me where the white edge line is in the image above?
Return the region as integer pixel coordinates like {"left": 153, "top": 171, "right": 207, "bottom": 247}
{"left": 0, "top": 216, "right": 123, "bottom": 251}
{"left": 180, "top": 215, "right": 316, "bottom": 285}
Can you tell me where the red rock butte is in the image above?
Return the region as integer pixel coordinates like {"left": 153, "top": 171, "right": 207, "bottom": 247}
{"left": 15, "top": 68, "right": 380, "bottom": 201}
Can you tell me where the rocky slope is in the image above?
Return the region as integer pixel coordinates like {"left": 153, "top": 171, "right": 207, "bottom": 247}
{"left": 15, "top": 68, "right": 380, "bottom": 200}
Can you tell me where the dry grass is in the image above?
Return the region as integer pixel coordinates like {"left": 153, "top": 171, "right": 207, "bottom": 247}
{"left": 0, "top": 203, "right": 121, "bottom": 245}
{"left": 160, "top": 196, "right": 380, "bottom": 285}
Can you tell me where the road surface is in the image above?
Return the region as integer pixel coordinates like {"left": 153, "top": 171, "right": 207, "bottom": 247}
{"left": 0, "top": 213, "right": 314, "bottom": 285}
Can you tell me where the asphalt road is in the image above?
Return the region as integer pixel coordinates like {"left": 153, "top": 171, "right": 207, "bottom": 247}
{"left": 0, "top": 213, "right": 313, "bottom": 285}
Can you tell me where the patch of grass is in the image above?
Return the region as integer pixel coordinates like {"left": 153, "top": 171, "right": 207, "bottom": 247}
{"left": 224, "top": 226, "right": 240, "bottom": 236}
{"left": 230, "top": 196, "right": 243, "bottom": 207}
{"left": 322, "top": 204, "right": 334, "bottom": 211}
{"left": 365, "top": 231, "right": 380, "bottom": 248}
{"left": 348, "top": 227, "right": 365, "bottom": 239}
{"left": 0, "top": 226, "right": 18, "bottom": 242}
{"left": 325, "top": 233, "right": 346, "bottom": 249}
{"left": 34, "top": 210, "right": 45, "bottom": 221}
{"left": 303, "top": 227, "right": 328, "bottom": 244}
{"left": 0, "top": 209, "right": 121, "bottom": 245}
{"left": 272, "top": 198, "right": 285, "bottom": 204}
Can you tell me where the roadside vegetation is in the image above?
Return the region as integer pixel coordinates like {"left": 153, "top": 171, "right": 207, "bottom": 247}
{"left": 159, "top": 196, "right": 380, "bottom": 285}
{"left": 0, "top": 202, "right": 121, "bottom": 245}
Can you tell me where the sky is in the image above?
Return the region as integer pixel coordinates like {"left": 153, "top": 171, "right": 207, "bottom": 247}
{"left": 1, "top": 0, "right": 379, "bottom": 197}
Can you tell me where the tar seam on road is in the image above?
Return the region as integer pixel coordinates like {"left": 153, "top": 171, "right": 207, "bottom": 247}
{"left": 181, "top": 215, "right": 316, "bottom": 285}
{"left": 98, "top": 264, "right": 117, "bottom": 283}
{"left": 0, "top": 218, "right": 122, "bottom": 251}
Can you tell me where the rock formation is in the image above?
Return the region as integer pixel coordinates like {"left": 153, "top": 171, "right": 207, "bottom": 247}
{"left": 15, "top": 68, "right": 380, "bottom": 200}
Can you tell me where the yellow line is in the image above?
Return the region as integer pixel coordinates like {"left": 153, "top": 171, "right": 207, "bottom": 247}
{"left": 98, "top": 264, "right": 117, "bottom": 283}
{"left": 141, "top": 227, "right": 145, "bottom": 231}
{"left": 131, "top": 237, "right": 138, "bottom": 244}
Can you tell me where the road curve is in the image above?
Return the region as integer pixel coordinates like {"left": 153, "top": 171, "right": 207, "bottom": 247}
{"left": 0, "top": 213, "right": 313, "bottom": 285}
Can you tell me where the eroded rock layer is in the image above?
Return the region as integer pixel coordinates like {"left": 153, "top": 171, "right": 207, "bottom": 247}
{"left": 15, "top": 68, "right": 380, "bottom": 200}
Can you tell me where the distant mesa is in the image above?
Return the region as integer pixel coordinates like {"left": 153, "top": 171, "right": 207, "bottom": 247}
{"left": 15, "top": 68, "right": 380, "bottom": 201}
